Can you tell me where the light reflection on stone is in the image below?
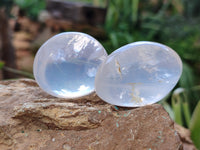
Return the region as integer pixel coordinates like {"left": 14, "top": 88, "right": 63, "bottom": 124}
{"left": 34, "top": 32, "right": 107, "bottom": 98}
{"left": 95, "top": 41, "right": 182, "bottom": 107}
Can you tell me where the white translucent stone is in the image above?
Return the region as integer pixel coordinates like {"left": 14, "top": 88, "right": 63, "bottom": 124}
{"left": 95, "top": 41, "right": 182, "bottom": 107}
{"left": 33, "top": 32, "right": 107, "bottom": 98}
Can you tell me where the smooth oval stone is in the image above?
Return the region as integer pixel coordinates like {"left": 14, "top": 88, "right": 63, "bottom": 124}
{"left": 34, "top": 32, "right": 107, "bottom": 98}
{"left": 95, "top": 41, "right": 182, "bottom": 107}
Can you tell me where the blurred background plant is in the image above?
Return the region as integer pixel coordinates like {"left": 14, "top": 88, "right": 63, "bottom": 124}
{"left": 14, "top": 0, "right": 46, "bottom": 20}
{"left": 0, "top": 0, "right": 200, "bottom": 149}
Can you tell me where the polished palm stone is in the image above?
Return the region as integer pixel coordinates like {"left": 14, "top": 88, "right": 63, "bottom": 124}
{"left": 33, "top": 32, "right": 107, "bottom": 98}
{"left": 95, "top": 41, "right": 182, "bottom": 107}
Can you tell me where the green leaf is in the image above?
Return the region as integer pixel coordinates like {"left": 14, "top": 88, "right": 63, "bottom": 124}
{"left": 190, "top": 101, "right": 200, "bottom": 149}
{"left": 172, "top": 88, "right": 184, "bottom": 125}
{"left": 131, "top": 0, "right": 139, "bottom": 23}
{"left": 161, "top": 101, "right": 175, "bottom": 120}
{"left": 0, "top": 61, "right": 5, "bottom": 69}
{"left": 178, "top": 90, "right": 191, "bottom": 127}
{"left": 179, "top": 63, "right": 195, "bottom": 89}
{"left": 110, "top": 32, "right": 118, "bottom": 48}
{"left": 182, "top": 99, "right": 191, "bottom": 127}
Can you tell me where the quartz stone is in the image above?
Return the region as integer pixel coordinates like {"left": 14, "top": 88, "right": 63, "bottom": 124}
{"left": 95, "top": 41, "right": 182, "bottom": 107}
{"left": 33, "top": 32, "right": 107, "bottom": 98}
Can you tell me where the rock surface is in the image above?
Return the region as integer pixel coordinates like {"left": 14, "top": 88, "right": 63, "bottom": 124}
{"left": 0, "top": 79, "right": 195, "bottom": 150}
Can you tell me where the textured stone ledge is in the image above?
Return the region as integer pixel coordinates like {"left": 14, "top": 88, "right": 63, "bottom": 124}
{"left": 0, "top": 79, "right": 195, "bottom": 150}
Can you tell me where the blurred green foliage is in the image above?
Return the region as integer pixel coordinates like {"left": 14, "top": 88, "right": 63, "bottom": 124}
{"left": 190, "top": 101, "right": 200, "bottom": 149}
{"left": 103, "top": 0, "right": 200, "bottom": 62}
{"left": 160, "top": 17, "right": 200, "bottom": 63}
{"left": 68, "top": 0, "right": 107, "bottom": 7}
{"left": 14, "top": 0, "right": 46, "bottom": 20}
{"left": 0, "top": 61, "right": 5, "bottom": 69}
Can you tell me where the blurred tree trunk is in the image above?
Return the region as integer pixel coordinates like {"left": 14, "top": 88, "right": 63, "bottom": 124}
{"left": 0, "top": 8, "right": 17, "bottom": 79}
